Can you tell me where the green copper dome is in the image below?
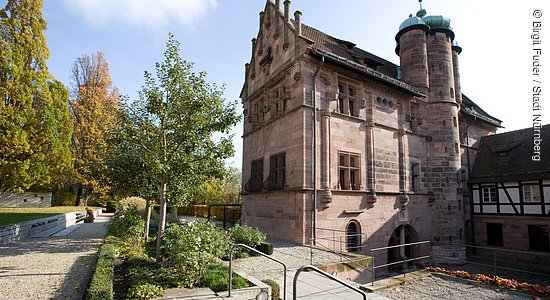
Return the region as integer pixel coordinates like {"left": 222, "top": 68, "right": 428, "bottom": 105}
{"left": 399, "top": 14, "right": 426, "bottom": 31}
{"left": 422, "top": 15, "right": 452, "bottom": 30}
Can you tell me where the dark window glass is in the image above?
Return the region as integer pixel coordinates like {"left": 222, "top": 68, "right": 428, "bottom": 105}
{"left": 528, "top": 225, "right": 549, "bottom": 252}
{"left": 486, "top": 223, "right": 503, "bottom": 247}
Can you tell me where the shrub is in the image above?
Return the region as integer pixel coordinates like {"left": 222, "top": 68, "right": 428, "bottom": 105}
{"left": 200, "top": 264, "right": 248, "bottom": 292}
{"left": 107, "top": 205, "right": 146, "bottom": 259}
{"left": 262, "top": 279, "right": 280, "bottom": 300}
{"left": 229, "top": 224, "right": 266, "bottom": 247}
{"left": 228, "top": 224, "right": 266, "bottom": 258}
{"left": 256, "top": 242, "right": 274, "bottom": 255}
{"left": 162, "top": 221, "right": 232, "bottom": 287}
{"left": 127, "top": 283, "right": 164, "bottom": 300}
{"left": 117, "top": 197, "right": 147, "bottom": 212}
{"left": 109, "top": 205, "right": 144, "bottom": 242}
{"left": 87, "top": 244, "right": 115, "bottom": 300}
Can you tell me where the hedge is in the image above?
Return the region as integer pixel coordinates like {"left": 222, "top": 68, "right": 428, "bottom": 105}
{"left": 87, "top": 243, "right": 116, "bottom": 300}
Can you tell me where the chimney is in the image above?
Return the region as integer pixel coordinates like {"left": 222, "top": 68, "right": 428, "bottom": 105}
{"left": 275, "top": 0, "right": 281, "bottom": 11}
{"left": 294, "top": 11, "right": 302, "bottom": 36}
{"left": 284, "top": 0, "right": 291, "bottom": 22}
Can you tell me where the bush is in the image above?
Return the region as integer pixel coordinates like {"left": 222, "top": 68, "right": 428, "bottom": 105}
{"left": 262, "top": 279, "right": 280, "bottom": 300}
{"left": 87, "top": 244, "right": 115, "bottom": 300}
{"left": 107, "top": 205, "right": 146, "bottom": 258}
{"left": 228, "top": 224, "right": 266, "bottom": 258}
{"left": 200, "top": 264, "right": 248, "bottom": 292}
{"left": 109, "top": 205, "right": 144, "bottom": 242}
{"left": 162, "top": 221, "right": 231, "bottom": 287}
{"left": 256, "top": 242, "right": 274, "bottom": 255}
{"left": 117, "top": 197, "right": 147, "bottom": 212}
{"left": 127, "top": 283, "right": 164, "bottom": 300}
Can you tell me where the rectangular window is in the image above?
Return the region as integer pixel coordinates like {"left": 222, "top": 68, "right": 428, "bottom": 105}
{"left": 268, "top": 153, "right": 285, "bottom": 190}
{"left": 410, "top": 163, "right": 420, "bottom": 192}
{"left": 338, "top": 152, "right": 360, "bottom": 190}
{"left": 528, "top": 225, "right": 550, "bottom": 252}
{"left": 486, "top": 223, "right": 503, "bottom": 247}
{"left": 523, "top": 185, "right": 541, "bottom": 203}
{"left": 482, "top": 187, "right": 497, "bottom": 203}
{"left": 337, "top": 80, "right": 358, "bottom": 117}
{"left": 249, "top": 159, "right": 264, "bottom": 192}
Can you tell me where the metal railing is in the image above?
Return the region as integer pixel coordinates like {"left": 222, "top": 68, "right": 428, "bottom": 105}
{"left": 370, "top": 240, "right": 432, "bottom": 285}
{"left": 228, "top": 243, "right": 287, "bottom": 300}
{"left": 433, "top": 242, "right": 550, "bottom": 278}
{"left": 293, "top": 265, "right": 367, "bottom": 300}
{"left": 309, "top": 227, "right": 368, "bottom": 254}
{"left": 309, "top": 238, "right": 374, "bottom": 279}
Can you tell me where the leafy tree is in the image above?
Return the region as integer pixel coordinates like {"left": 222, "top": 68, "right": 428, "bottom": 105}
{"left": 192, "top": 167, "right": 242, "bottom": 204}
{"left": 69, "top": 52, "right": 120, "bottom": 205}
{"left": 0, "top": 0, "right": 72, "bottom": 193}
{"left": 119, "top": 33, "right": 239, "bottom": 260}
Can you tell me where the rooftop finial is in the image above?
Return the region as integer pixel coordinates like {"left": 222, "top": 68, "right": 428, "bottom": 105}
{"left": 416, "top": 0, "right": 427, "bottom": 18}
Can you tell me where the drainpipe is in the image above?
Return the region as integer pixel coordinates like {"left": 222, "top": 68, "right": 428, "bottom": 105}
{"left": 465, "top": 118, "right": 475, "bottom": 248}
{"left": 312, "top": 56, "right": 324, "bottom": 245}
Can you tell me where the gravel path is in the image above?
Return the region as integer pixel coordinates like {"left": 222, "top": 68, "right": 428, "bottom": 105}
{"left": 379, "top": 274, "right": 532, "bottom": 300}
{"left": 0, "top": 214, "right": 111, "bottom": 300}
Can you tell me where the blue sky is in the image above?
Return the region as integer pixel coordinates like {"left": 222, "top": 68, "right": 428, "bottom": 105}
{"left": 13, "top": 0, "right": 547, "bottom": 169}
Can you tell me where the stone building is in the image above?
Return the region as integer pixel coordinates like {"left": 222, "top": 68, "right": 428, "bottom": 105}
{"left": 240, "top": 0, "right": 501, "bottom": 265}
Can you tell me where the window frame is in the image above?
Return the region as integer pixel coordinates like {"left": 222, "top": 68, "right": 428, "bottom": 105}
{"left": 481, "top": 186, "right": 497, "bottom": 203}
{"left": 523, "top": 184, "right": 541, "bottom": 203}
{"left": 338, "top": 151, "right": 361, "bottom": 190}
{"left": 337, "top": 81, "right": 359, "bottom": 117}
{"left": 249, "top": 159, "right": 264, "bottom": 192}
{"left": 268, "top": 153, "right": 286, "bottom": 190}
{"left": 410, "top": 162, "right": 420, "bottom": 192}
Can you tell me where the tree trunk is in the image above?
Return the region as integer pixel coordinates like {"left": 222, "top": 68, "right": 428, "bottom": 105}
{"left": 75, "top": 184, "right": 82, "bottom": 206}
{"left": 144, "top": 199, "right": 152, "bottom": 242}
{"left": 155, "top": 182, "right": 167, "bottom": 262}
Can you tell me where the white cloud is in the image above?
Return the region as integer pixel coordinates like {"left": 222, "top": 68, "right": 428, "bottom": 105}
{"left": 62, "top": 0, "right": 218, "bottom": 29}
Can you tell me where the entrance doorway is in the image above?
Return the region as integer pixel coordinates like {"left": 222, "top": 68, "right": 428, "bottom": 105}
{"left": 387, "top": 225, "right": 419, "bottom": 271}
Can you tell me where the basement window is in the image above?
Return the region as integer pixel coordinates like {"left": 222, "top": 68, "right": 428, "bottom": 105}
{"left": 486, "top": 223, "right": 503, "bottom": 247}
{"left": 528, "top": 225, "right": 549, "bottom": 252}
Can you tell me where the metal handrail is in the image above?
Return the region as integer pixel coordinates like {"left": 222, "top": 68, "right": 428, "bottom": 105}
{"left": 310, "top": 238, "right": 373, "bottom": 277}
{"left": 432, "top": 242, "right": 550, "bottom": 278}
{"left": 370, "top": 240, "right": 432, "bottom": 286}
{"left": 292, "top": 265, "right": 367, "bottom": 300}
{"left": 371, "top": 240, "right": 431, "bottom": 252}
{"left": 229, "top": 244, "right": 287, "bottom": 300}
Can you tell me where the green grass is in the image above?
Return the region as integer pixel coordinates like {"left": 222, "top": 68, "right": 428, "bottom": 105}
{"left": 0, "top": 206, "right": 96, "bottom": 226}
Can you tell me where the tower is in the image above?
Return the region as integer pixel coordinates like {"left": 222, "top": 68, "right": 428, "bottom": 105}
{"left": 396, "top": 1, "right": 466, "bottom": 262}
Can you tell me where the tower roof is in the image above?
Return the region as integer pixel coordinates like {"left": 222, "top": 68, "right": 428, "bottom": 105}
{"left": 422, "top": 15, "right": 452, "bottom": 30}
{"left": 398, "top": 14, "right": 426, "bottom": 31}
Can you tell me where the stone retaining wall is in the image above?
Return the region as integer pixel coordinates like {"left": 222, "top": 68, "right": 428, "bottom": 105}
{"left": 0, "top": 209, "right": 102, "bottom": 245}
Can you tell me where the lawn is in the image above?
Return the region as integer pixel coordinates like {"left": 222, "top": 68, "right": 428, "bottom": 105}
{"left": 0, "top": 206, "right": 94, "bottom": 226}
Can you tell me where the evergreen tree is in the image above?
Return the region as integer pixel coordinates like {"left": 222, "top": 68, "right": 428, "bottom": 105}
{"left": 0, "top": 0, "right": 72, "bottom": 193}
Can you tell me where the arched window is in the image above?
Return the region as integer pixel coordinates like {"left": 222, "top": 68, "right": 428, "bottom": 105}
{"left": 346, "top": 221, "right": 361, "bottom": 252}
